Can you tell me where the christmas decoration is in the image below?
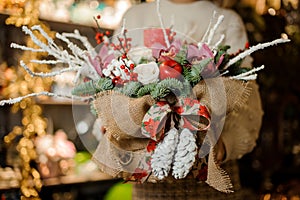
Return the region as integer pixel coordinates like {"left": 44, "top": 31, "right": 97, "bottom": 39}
{"left": 151, "top": 128, "right": 178, "bottom": 180}
{"left": 172, "top": 128, "right": 198, "bottom": 179}
{"left": 0, "top": 0, "right": 290, "bottom": 194}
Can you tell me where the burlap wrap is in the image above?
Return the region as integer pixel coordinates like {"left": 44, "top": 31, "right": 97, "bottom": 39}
{"left": 92, "top": 77, "right": 252, "bottom": 192}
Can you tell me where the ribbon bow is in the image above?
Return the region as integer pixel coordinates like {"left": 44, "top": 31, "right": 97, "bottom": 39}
{"left": 141, "top": 97, "right": 211, "bottom": 141}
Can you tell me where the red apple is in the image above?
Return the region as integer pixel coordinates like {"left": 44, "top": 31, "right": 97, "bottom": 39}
{"left": 159, "top": 60, "right": 182, "bottom": 80}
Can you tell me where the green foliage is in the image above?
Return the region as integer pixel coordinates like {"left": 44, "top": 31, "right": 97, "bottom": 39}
{"left": 181, "top": 79, "right": 192, "bottom": 97}
{"left": 95, "top": 78, "right": 115, "bottom": 91}
{"left": 184, "top": 58, "right": 212, "bottom": 86}
{"left": 137, "top": 83, "right": 157, "bottom": 97}
{"left": 174, "top": 45, "right": 189, "bottom": 66}
{"left": 151, "top": 78, "right": 184, "bottom": 100}
{"left": 136, "top": 78, "right": 185, "bottom": 100}
{"left": 215, "top": 45, "right": 231, "bottom": 70}
{"left": 119, "top": 81, "right": 142, "bottom": 97}
{"left": 71, "top": 78, "right": 113, "bottom": 96}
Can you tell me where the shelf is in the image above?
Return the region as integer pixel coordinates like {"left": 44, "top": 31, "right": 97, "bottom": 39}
{"left": 35, "top": 97, "right": 89, "bottom": 106}
{"left": 42, "top": 172, "right": 114, "bottom": 187}
{"left": 0, "top": 172, "right": 115, "bottom": 191}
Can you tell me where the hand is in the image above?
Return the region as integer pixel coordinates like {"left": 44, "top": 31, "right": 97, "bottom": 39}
{"left": 215, "top": 139, "right": 226, "bottom": 164}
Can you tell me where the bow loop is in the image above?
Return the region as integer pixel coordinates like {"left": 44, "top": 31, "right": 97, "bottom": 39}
{"left": 142, "top": 97, "right": 211, "bottom": 140}
{"left": 141, "top": 101, "right": 172, "bottom": 140}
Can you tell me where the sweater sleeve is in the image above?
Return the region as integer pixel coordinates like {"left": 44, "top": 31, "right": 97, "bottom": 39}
{"left": 221, "top": 81, "right": 264, "bottom": 162}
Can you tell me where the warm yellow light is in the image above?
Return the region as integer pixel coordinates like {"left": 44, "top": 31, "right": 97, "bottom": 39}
{"left": 281, "top": 33, "right": 289, "bottom": 39}
{"left": 268, "top": 8, "right": 276, "bottom": 15}
{"left": 263, "top": 193, "right": 271, "bottom": 200}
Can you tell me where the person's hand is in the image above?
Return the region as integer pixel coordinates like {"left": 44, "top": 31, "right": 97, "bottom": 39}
{"left": 215, "top": 139, "right": 226, "bottom": 164}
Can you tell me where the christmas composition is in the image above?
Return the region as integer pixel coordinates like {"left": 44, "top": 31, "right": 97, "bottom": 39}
{"left": 0, "top": 0, "right": 290, "bottom": 193}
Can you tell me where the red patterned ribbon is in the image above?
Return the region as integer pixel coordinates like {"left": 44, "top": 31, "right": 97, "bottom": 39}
{"left": 141, "top": 97, "right": 211, "bottom": 141}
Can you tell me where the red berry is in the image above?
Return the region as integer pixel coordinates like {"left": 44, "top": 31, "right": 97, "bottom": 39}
{"left": 245, "top": 42, "right": 250, "bottom": 49}
{"left": 130, "top": 64, "right": 135, "bottom": 69}
{"left": 120, "top": 65, "right": 125, "bottom": 69}
{"left": 121, "top": 54, "right": 127, "bottom": 59}
{"left": 97, "top": 15, "right": 101, "bottom": 19}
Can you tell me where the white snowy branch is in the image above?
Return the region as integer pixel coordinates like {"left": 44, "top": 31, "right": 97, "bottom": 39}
{"left": 225, "top": 38, "right": 291, "bottom": 69}
{"left": 156, "top": 0, "right": 170, "bottom": 48}
{"left": 20, "top": 61, "right": 81, "bottom": 77}
{"left": 0, "top": 91, "right": 90, "bottom": 106}
{"left": 200, "top": 11, "right": 216, "bottom": 45}
{"left": 10, "top": 25, "right": 100, "bottom": 83}
{"left": 207, "top": 15, "right": 224, "bottom": 46}
{"left": 230, "top": 65, "right": 265, "bottom": 80}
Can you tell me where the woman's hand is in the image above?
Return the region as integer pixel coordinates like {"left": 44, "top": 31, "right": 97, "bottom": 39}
{"left": 215, "top": 139, "right": 226, "bottom": 164}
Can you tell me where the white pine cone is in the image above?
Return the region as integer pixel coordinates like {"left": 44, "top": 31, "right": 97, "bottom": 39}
{"left": 172, "top": 128, "right": 198, "bottom": 179}
{"left": 151, "top": 128, "right": 179, "bottom": 180}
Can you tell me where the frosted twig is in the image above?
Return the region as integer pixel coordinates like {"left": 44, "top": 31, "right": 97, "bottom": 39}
{"left": 225, "top": 38, "right": 290, "bottom": 69}
{"left": 55, "top": 33, "right": 85, "bottom": 61}
{"left": 22, "top": 26, "right": 49, "bottom": 51}
{"left": 207, "top": 15, "right": 224, "bottom": 46}
{"left": 230, "top": 65, "right": 264, "bottom": 80}
{"left": 30, "top": 60, "right": 64, "bottom": 64}
{"left": 121, "top": 19, "right": 126, "bottom": 35}
{"left": 0, "top": 91, "right": 90, "bottom": 106}
{"left": 156, "top": 0, "right": 170, "bottom": 48}
{"left": 20, "top": 61, "right": 81, "bottom": 77}
{"left": 200, "top": 11, "right": 216, "bottom": 45}
{"left": 12, "top": 26, "right": 100, "bottom": 82}
{"left": 32, "top": 25, "right": 53, "bottom": 43}
{"left": 62, "top": 30, "right": 96, "bottom": 57}
{"left": 219, "top": 70, "right": 229, "bottom": 77}
{"left": 10, "top": 43, "right": 45, "bottom": 52}
{"left": 31, "top": 25, "right": 60, "bottom": 51}
{"left": 56, "top": 32, "right": 100, "bottom": 80}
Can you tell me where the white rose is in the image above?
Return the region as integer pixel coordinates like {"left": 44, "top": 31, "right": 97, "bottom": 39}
{"left": 128, "top": 47, "right": 154, "bottom": 64}
{"left": 133, "top": 62, "right": 159, "bottom": 85}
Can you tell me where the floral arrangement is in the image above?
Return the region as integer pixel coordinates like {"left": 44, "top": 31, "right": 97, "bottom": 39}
{"left": 0, "top": 0, "right": 290, "bottom": 193}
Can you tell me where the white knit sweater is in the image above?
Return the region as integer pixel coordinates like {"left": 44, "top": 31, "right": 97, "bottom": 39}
{"left": 115, "top": 0, "right": 248, "bottom": 54}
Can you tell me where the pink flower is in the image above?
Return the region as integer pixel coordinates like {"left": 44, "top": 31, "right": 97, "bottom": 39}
{"left": 151, "top": 39, "right": 182, "bottom": 61}
{"left": 187, "top": 44, "right": 224, "bottom": 77}
{"left": 88, "top": 44, "right": 115, "bottom": 76}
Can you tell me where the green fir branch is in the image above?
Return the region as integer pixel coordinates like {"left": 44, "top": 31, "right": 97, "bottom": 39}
{"left": 174, "top": 45, "right": 189, "bottom": 66}
{"left": 215, "top": 45, "right": 231, "bottom": 70}
{"left": 118, "top": 81, "right": 142, "bottom": 97}
{"left": 185, "top": 58, "right": 212, "bottom": 86}
{"left": 137, "top": 83, "right": 157, "bottom": 97}
{"left": 71, "top": 78, "right": 113, "bottom": 96}
{"left": 151, "top": 78, "right": 184, "bottom": 100}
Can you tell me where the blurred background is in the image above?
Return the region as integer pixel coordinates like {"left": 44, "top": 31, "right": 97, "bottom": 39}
{"left": 0, "top": 0, "right": 299, "bottom": 199}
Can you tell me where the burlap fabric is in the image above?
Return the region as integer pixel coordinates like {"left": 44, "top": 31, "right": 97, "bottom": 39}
{"left": 92, "top": 77, "right": 259, "bottom": 194}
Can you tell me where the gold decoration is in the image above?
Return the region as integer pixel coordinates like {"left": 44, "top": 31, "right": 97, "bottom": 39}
{"left": 3, "top": 0, "right": 55, "bottom": 199}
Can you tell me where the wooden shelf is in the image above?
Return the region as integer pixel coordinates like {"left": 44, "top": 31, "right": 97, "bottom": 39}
{"left": 35, "top": 97, "right": 89, "bottom": 106}
{"left": 42, "top": 172, "right": 114, "bottom": 187}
